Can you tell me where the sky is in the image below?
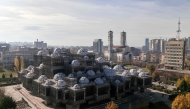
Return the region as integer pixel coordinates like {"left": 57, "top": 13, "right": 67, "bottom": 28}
{"left": 0, "top": 0, "right": 190, "bottom": 47}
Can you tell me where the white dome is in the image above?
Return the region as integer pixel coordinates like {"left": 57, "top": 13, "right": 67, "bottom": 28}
{"left": 102, "top": 77, "right": 107, "bottom": 81}
{"left": 96, "top": 57, "right": 105, "bottom": 63}
{"left": 27, "top": 65, "right": 34, "bottom": 70}
{"left": 61, "top": 48, "right": 67, "bottom": 52}
{"left": 79, "top": 77, "right": 89, "bottom": 84}
{"left": 26, "top": 72, "right": 33, "bottom": 78}
{"left": 94, "top": 78, "right": 104, "bottom": 85}
{"left": 51, "top": 52, "right": 60, "bottom": 58}
{"left": 109, "top": 61, "right": 115, "bottom": 66}
{"left": 115, "top": 80, "right": 121, "bottom": 84}
{"left": 96, "top": 70, "right": 101, "bottom": 75}
{"left": 68, "top": 74, "right": 74, "bottom": 78}
{"left": 113, "top": 65, "right": 124, "bottom": 72}
{"left": 44, "top": 80, "right": 53, "bottom": 86}
{"left": 137, "top": 69, "right": 143, "bottom": 73}
{"left": 130, "top": 69, "right": 138, "bottom": 75}
{"left": 73, "top": 84, "right": 81, "bottom": 89}
{"left": 55, "top": 80, "right": 66, "bottom": 87}
{"left": 138, "top": 72, "right": 148, "bottom": 77}
{"left": 30, "top": 67, "right": 35, "bottom": 73}
{"left": 57, "top": 72, "right": 65, "bottom": 78}
{"left": 53, "top": 74, "right": 62, "bottom": 81}
{"left": 122, "top": 70, "right": 130, "bottom": 76}
{"left": 38, "top": 75, "right": 47, "bottom": 83}
{"left": 77, "top": 48, "right": 88, "bottom": 55}
{"left": 103, "top": 65, "right": 110, "bottom": 69}
{"left": 39, "top": 63, "right": 44, "bottom": 69}
{"left": 71, "top": 60, "right": 80, "bottom": 67}
{"left": 54, "top": 48, "right": 61, "bottom": 53}
{"left": 19, "top": 69, "right": 28, "bottom": 74}
{"left": 84, "top": 56, "right": 89, "bottom": 60}
{"left": 87, "top": 70, "right": 95, "bottom": 76}
{"left": 77, "top": 71, "right": 83, "bottom": 75}
{"left": 104, "top": 68, "right": 116, "bottom": 76}
{"left": 37, "top": 50, "right": 49, "bottom": 56}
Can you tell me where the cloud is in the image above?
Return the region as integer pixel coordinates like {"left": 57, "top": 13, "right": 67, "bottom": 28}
{"left": 0, "top": 0, "right": 190, "bottom": 47}
{"left": 24, "top": 26, "right": 41, "bottom": 30}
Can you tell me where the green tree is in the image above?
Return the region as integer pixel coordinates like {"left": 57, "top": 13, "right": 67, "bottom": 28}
{"left": 178, "top": 79, "right": 188, "bottom": 92}
{"left": 10, "top": 73, "right": 13, "bottom": 78}
{"left": 2, "top": 74, "right": 5, "bottom": 79}
{"left": 147, "top": 65, "right": 155, "bottom": 75}
{"left": 0, "top": 96, "right": 17, "bottom": 109}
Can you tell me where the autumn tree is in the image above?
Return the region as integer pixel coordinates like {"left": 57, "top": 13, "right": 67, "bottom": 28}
{"left": 105, "top": 101, "right": 118, "bottom": 109}
{"left": 20, "top": 56, "right": 25, "bottom": 71}
{"left": 14, "top": 56, "right": 25, "bottom": 72}
{"left": 14, "top": 56, "right": 20, "bottom": 72}
{"left": 172, "top": 93, "right": 190, "bottom": 109}
{"left": 176, "top": 78, "right": 183, "bottom": 88}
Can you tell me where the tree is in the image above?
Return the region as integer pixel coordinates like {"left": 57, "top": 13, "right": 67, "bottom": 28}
{"left": 176, "top": 78, "right": 183, "bottom": 88}
{"left": 105, "top": 101, "right": 118, "bottom": 109}
{"left": 2, "top": 74, "right": 5, "bottom": 79}
{"left": 14, "top": 56, "right": 20, "bottom": 72}
{"left": 0, "top": 95, "right": 17, "bottom": 109}
{"left": 14, "top": 56, "right": 25, "bottom": 72}
{"left": 10, "top": 73, "right": 13, "bottom": 78}
{"left": 178, "top": 79, "right": 188, "bottom": 92}
{"left": 147, "top": 65, "right": 155, "bottom": 75}
{"left": 184, "top": 75, "right": 190, "bottom": 84}
{"left": 172, "top": 93, "right": 190, "bottom": 109}
{"left": 20, "top": 56, "right": 25, "bottom": 71}
{"left": 152, "top": 71, "right": 159, "bottom": 80}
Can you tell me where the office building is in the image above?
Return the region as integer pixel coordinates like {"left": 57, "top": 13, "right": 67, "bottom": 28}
{"left": 34, "top": 39, "right": 47, "bottom": 49}
{"left": 93, "top": 39, "right": 103, "bottom": 55}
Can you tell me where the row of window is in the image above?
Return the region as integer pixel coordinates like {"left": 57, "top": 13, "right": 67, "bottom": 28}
{"left": 166, "top": 44, "right": 183, "bottom": 46}
{"left": 165, "top": 57, "right": 182, "bottom": 59}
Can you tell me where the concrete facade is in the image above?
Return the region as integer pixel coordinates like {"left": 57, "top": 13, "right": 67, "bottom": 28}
{"left": 93, "top": 39, "right": 103, "bottom": 55}
{"left": 164, "top": 38, "right": 185, "bottom": 70}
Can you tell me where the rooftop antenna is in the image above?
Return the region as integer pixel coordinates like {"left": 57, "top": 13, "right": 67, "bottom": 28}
{"left": 176, "top": 17, "right": 181, "bottom": 40}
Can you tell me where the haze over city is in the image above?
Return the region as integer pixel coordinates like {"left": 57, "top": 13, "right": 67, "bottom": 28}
{"left": 0, "top": 0, "right": 190, "bottom": 46}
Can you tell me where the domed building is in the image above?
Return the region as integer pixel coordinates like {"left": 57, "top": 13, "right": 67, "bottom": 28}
{"left": 19, "top": 47, "right": 152, "bottom": 109}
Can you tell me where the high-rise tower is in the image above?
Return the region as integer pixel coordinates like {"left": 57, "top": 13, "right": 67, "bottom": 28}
{"left": 176, "top": 18, "right": 181, "bottom": 40}
{"left": 108, "top": 30, "right": 113, "bottom": 60}
{"left": 120, "top": 31, "right": 126, "bottom": 46}
{"left": 145, "top": 38, "right": 149, "bottom": 51}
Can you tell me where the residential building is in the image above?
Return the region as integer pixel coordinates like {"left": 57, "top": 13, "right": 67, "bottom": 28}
{"left": 0, "top": 43, "right": 10, "bottom": 52}
{"left": 1, "top": 48, "right": 41, "bottom": 69}
{"left": 164, "top": 38, "right": 185, "bottom": 70}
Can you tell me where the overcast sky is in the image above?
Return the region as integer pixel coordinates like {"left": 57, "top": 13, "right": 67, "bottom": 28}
{"left": 0, "top": 0, "right": 190, "bottom": 47}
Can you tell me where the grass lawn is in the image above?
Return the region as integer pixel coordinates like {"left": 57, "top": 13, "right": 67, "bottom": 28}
{"left": 0, "top": 69, "right": 18, "bottom": 78}
{"left": 124, "top": 65, "right": 150, "bottom": 73}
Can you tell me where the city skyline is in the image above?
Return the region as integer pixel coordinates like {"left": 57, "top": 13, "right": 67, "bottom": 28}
{"left": 0, "top": 0, "right": 190, "bottom": 47}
